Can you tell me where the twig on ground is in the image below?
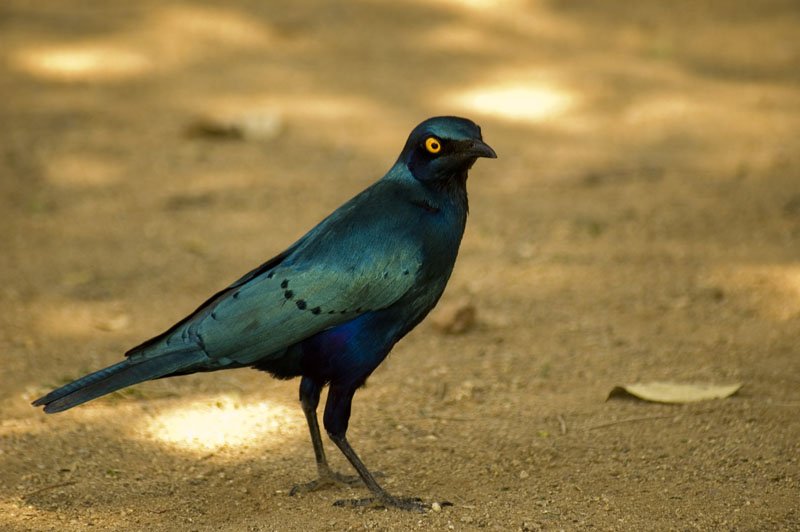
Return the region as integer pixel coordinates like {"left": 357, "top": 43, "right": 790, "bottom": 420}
{"left": 557, "top": 414, "right": 567, "bottom": 435}
{"left": 587, "top": 414, "right": 676, "bottom": 430}
{"left": 24, "top": 481, "right": 76, "bottom": 498}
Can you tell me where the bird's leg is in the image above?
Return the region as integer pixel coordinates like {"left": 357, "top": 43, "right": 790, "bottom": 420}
{"left": 328, "top": 433, "right": 428, "bottom": 511}
{"left": 290, "top": 377, "right": 362, "bottom": 495}
{"left": 324, "top": 384, "right": 430, "bottom": 512}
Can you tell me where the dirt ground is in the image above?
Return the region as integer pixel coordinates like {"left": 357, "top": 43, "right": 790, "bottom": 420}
{"left": 2, "top": 1, "right": 799, "bottom": 530}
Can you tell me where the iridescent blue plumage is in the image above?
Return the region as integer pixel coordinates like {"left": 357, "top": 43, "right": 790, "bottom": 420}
{"left": 32, "top": 116, "right": 496, "bottom": 511}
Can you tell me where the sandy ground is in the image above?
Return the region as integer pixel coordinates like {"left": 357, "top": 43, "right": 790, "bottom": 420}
{"left": 1, "top": 1, "right": 799, "bottom": 530}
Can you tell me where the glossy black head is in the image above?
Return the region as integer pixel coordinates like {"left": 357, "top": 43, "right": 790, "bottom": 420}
{"left": 399, "top": 116, "right": 496, "bottom": 183}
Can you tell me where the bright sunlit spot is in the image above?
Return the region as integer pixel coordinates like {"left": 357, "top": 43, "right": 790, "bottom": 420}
{"left": 778, "top": 266, "right": 800, "bottom": 315}
{"left": 712, "top": 265, "right": 800, "bottom": 321}
{"left": 426, "top": 0, "right": 525, "bottom": 11}
{"left": 13, "top": 45, "right": 150, "bottom": 81}
{"left": 450, "top": 82, "right": 574, "bottom": 123}
{"left": 145, "top": 396, "right": 302, "bottom": 452}
{"left": 11, "top": 5, "right": 271, "bottom": 83}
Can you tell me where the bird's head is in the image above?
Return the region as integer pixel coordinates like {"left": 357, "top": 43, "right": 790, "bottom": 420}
{"left": 398, "top": 116, "right": 497, "bottom": 184}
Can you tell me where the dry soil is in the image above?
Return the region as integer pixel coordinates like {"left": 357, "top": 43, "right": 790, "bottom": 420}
{"left": 1, "top": 1, "right": 799, "bottom": 530}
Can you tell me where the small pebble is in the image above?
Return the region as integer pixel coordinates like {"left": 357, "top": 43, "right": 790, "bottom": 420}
{"left": 432, "top": 502, "right": 442, "bottom": 512}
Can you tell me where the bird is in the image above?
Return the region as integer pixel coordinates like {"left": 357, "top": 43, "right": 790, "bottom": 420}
{"left": 32, "top": 116, "right": 496, "bottom": 511}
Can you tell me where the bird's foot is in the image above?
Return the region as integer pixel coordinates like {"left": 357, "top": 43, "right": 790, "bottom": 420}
{"left": 289, "top": 471, "right": 363, "bottom": 495}
{"left": 333, "top": 495, "right": 451, "bottom": 512}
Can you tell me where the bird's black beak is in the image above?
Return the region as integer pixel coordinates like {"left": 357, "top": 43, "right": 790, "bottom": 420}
{"left": 465, "top": 139, "right": 497, "bottom": 159}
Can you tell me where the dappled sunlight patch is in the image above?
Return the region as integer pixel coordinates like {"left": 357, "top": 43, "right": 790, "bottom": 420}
{"left": 10, "top": 5, "right": 272, "bottom": 82}
{"left": 710, "top": 264, "right": 800, "bottom": 321}
{"left": 152, "top": 4, "right": 271, "bottom": 49}
{"left": 427, "top": 0, "right": 526, "bottom": 11}
{"left": 12, "top": 45, "right": 150, "bottom": 82}
{"left": 448, "top": 79, "right": 575, "bottom": 124}
{"left": 142, "top": 395, "right": 303, "bottom": 453}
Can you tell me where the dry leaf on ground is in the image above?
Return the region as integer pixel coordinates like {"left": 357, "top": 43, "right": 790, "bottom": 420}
{"left": 607, "top": 382, "right": 743, "bottom": 404}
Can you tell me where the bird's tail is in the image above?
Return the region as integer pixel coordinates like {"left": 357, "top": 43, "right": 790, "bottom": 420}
{"left": 32, "top": 348, "right": 207, "bottom": 414}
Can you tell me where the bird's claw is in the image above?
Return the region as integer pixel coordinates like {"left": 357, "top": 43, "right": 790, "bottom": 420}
{"left": 333, "top": 495, "right": 448, "bottom": 512}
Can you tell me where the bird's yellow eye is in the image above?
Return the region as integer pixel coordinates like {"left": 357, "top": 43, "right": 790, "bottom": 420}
{"left": 425, "top": 137, "right": 442, "bottom": 154}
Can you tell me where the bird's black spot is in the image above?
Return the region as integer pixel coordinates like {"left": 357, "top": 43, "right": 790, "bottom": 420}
{"left": 403, "top": 269, "right": 410, "bottom": 275}
{"left": 280, "top": 279, "right": 289, "bottom": 289}
{"left": 284, "top": 290, "right": 294, "bottom": 299}
{"left": 411, "top": 199, "right": 440, "bottom": 213}
{"left": 233, "top": 291, "right": 241, "bottom": 299}
{"left": 356, "top": 307, "right": 363, "bottom": 313}
{"left": 211, "top": 312, "right": 218, "bottom": 320}
{"left": 340, "top": 309, "right": 347, "bottom": 314}
{"left": 311, "top": 306, "right": 321, "bottom": 315}
{"left": 383, "top": 272, "right": 389, "bottom": 279}
{"left": 267, "top": 272, "right": 275, "bottom": 279}
{"left": 328, "top": 310, "right": 336, "bottom": 315}
{"left": 296, "top": 300, "right": 307, "bottom": 310}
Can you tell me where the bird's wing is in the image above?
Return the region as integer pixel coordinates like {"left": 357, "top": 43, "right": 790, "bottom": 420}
{"left": 194, "top": 233, "right": 421, "bottom": 364}
{"left": 124, "top": 245, "right": 298, "bottom": 358}
{"left": 128, "top": 181, "right": 424, "bottom": 365}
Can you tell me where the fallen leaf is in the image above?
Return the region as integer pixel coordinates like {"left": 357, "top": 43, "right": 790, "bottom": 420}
{"left": 607, "top": 382, "right": 742, "bottom": 404}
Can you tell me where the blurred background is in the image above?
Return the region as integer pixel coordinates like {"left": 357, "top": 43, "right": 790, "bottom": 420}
{"left": 1, "top": 1, "right": 799, "bottom": 530}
